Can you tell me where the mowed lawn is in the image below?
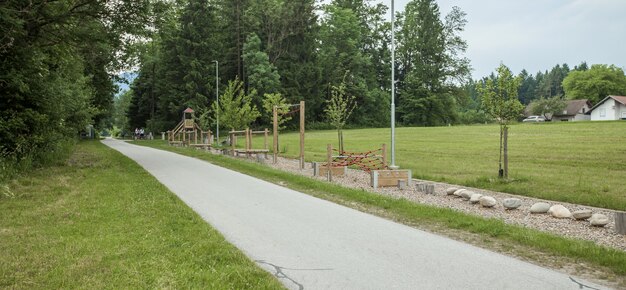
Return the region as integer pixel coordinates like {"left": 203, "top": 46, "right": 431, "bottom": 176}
{"left": 0, "top": 141, "right": 282, "bottom": 289}
{"left": 275, "top": 121, "right": 626, "bottom": 210}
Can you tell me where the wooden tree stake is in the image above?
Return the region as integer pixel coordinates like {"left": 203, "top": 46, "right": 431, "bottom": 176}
{"left": 327, "top": 144, "right": 332, "bottom": 182}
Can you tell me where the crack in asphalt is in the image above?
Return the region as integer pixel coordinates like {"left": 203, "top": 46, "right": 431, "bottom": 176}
{"left": 256, "top": 260, "right": 333, "bottom": 290}
{"left": 569, "top": 276, "right": 601, "bottom": 290}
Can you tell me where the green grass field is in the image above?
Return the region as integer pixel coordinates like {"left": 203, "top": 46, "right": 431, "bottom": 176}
{"left": 273, "top": 121, "right": 626, "bottom": 210}
{"left": 0, "top": 141, "right": 282, "bottom": 289}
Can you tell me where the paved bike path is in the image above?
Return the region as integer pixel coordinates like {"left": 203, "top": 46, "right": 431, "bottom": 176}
{"left": 103, "top": 139, "right": 603, "bottom": 289}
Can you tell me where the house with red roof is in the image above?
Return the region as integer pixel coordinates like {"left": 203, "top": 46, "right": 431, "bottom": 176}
{"left": 588, "top": 95, "right": 626, "bottom": 121}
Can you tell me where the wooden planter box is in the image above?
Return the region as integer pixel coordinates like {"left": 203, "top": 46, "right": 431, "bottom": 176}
{"left": 313, "top": 162, "right": 347, "bottom": 176}
{"left": 371, "top": 169, "right": 412, "bottom": 189}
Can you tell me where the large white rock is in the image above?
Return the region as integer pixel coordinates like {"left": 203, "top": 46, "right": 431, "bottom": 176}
{"left": 589, "top": 214, "right": 609, "bottom": 227}
{"left": 548, "top": 205, "right": 572, "bottom": 219}
{"left": 502, "top": 198, "right": 522, "bottom": 210}
{"left": 479, "top": 196, "right": 497, "bottom": 208}
{"left": 460, "top": 190, "right": 474, "bottom": 201}
{"left": 572, "top": 210, "right": 593, "bottom": 220}
{"left": 469, "top": 193, "right": 483, "bottom": 204}
{"left": 453, "top": 189, "right": 466, "bottom": 198}
{"left": 446, "top": 187, "right": 459, "bottom": 195}
{"left": 529, "top": 202, "right": 550, "bottom": 214}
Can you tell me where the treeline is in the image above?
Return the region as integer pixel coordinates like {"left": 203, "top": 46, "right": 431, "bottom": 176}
{"left": 0, "top": 1, "right": 152, "bottom": 175}
{"left": 460, "top": 62, "right": 626, "bottom": 123}
{"left": 124, "top": 0, "right": 471, "bottom": 133}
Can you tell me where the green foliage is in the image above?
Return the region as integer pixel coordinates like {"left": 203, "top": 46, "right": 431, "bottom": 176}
{"left": 317, "top": 2, "right": 389, "bottom": 127}
{"left": 478, "top": 64, "right": 524, "bottom": 126}
{"left": 477, "top": 63, "right": 524, "bottom": 178}
{"left": 113, "top": 90, "right": 133, "bottom": 134}
{"left": 243, "top": 33, "right": 281, "bottom": 98}
{"left": 563, "top": 64, "right": 626, "bottom": 104}
{"left": 325, "top": 79, "right": 357, "bottom": 152}
{"left": 0, "top": 0, "right": 152, "bottom": 173}
{"left": 212, "top": 79, "right": 261, "bottom": 130}
{"left": 529, "top": 96, "right": 567, "bottom": 121}
{"left": 397, "top": 0, "right": 470, "bottom": 126}
{"left": 457, "top": 109, "right": 490, "bottom": 124}
{"left": 262, "top": 93, "right": 292, "bottom": 130}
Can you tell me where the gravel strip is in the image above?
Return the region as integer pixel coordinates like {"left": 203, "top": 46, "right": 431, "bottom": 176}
{"left": 217, "top": 150, "right": 626, "bottom": 252}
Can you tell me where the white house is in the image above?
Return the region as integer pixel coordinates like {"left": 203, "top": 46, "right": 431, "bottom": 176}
{"left": 552, "top": 99, "right": 591, "bottom": 122}
{"left": 588, "top": 95, "right": 626, "bottom": 121}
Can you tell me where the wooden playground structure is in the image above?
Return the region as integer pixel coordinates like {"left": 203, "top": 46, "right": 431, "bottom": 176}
{"left": 314, "top": 143, "right": 411, "bottom": 189}
{"left": 228, "top": 128, "right": 270, "bottom": 158}
{"left": 167, "top": 108, "right": 212, "bottom": 149}
{"left": 314, "top": 144, "right": 388, "bottom": 180}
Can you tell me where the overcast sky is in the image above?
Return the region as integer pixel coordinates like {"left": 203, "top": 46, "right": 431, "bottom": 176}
{"left": 384, "top": 0, "right": 626, "bottom": 78}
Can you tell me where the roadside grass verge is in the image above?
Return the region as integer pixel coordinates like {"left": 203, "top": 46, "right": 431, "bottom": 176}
{"left": 136, "top": 140, "right": 626, "bottom": 284}
{"left": 0, "top": 141, "right": 283, "bottom": 289}
{"left": 274, "top": 121, "right": 626, "bottom": 210}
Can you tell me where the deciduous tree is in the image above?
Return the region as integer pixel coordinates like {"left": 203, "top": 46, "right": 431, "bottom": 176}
{"left": 325, "top": 79, "right": 357, "bottom": 153}
{"left": 477, "top": 64, "right": 524, "bottom": 179}
{"left": 563, "top": 64, "right": 626, "bottom": 104}
{"left": 529, "top": 97, "right": 566, "bottom": 121}
{"left": 211, "top": 79, "right": 261, "bottom": 131}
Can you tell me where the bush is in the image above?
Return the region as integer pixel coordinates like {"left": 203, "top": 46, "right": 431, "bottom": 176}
{"left": 457, "top": 109, "right": 490, "bottom": 125}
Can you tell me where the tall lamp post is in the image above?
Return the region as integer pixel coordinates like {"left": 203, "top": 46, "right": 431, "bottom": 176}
{"left": 213, "top": 60, "right": 219, "bottom": 144}
{"left": 390, "top": 0, "right": 397, "bottom": 169}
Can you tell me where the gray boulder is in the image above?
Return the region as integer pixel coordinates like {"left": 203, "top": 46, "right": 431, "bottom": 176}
{"left": 446, "top": 187, "right": 459, "bottom": 195}
{"left": 572, "top": 210, "right": 593, "bottom": 220}
{"left": 529, "top": 202, "right": 550, "bottom": 214}
{"left": 469, "top": 194, "right": 483, "bottom": 204}
{"left": 548, "top": 205, "right": 572, "bottom": 219}
{"left": 503, "top": 198, "right": 522, "bottom": 210}
{"left": 460, "top": 190, "right": 474, "bottom": 201}
{"left": 589, "top": 214, "right": 609, "bottom": 227}
{"left": 453, "top": 189, "right": 466, "bottom": 198}
{"left": 479, "top": 196, "right": 497, "bottom": 208}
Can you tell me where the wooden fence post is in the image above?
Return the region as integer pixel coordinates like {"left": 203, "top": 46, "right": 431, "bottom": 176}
{"left": 230, "top": 130, "right": 235, "bottom": 156}
{"left": 327, "top": 144, "right": 332, "bottom": 182}
{"left": 382, "top": 143, "right": 387, "bottom": 168}
{"left": 264, "top": 128, "right": 268, "bottom": 150}
{"left": 616, "top": 212, "right": 626, "bottom": 235}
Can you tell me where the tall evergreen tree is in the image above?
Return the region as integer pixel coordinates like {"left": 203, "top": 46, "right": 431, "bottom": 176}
{"left": 396, "top": 0, "right": 469, "bottom": 126}
{"left": 242, "top": 33, "right": 281, "bottom": 99}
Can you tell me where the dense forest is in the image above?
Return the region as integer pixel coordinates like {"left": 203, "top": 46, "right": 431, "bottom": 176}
{"left": 1, "top": 0, "right": 154, "bottom": 175}
{"left": 122, "top": 0, "right": 471, "bottom": 133}
{"left": 3, "top": 0, "right": 626, "bottom": 177}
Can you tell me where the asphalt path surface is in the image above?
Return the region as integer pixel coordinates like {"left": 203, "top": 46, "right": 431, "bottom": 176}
{"left": 103, "top": 139, "right": 605, "bottom": 290}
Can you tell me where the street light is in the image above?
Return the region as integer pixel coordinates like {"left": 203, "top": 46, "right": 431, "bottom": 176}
{"left": 213, "top": 60, "right": 219, "bottom": 145}
{"left": 390, "top": 0, "right": 397, "bottom": 169}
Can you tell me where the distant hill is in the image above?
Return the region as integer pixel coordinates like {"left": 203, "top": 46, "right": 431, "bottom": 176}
{"left": 115, "top": 72, "right": 137, "bottom": 97}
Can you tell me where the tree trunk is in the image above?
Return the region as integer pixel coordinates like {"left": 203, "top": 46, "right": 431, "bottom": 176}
{"left": 503, "top": 126, "right": 509, "bottom": 179}
{"left": 338, "top": 129, "right": 343, "bottom": 153}
{"left": 498, "top": 124, "right": 503, "bottom": 177}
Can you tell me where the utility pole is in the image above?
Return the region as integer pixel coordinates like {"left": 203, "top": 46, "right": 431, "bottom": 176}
{"left": 390, "top": 0, "right": 397, "bottom": 169}
{"left": 213, "top": 60, "right": 219, "bottom": 144}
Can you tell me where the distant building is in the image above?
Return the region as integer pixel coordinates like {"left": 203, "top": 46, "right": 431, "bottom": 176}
{"left": 588, "top": 95, "right": 626, "bottom": 121}
{"left": 552, "top": 99, "right": 592, "bottom": 122}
